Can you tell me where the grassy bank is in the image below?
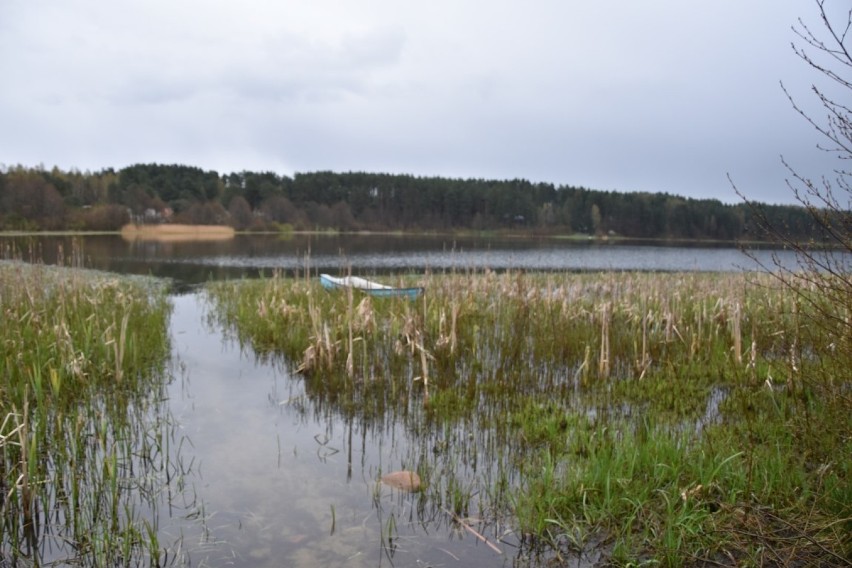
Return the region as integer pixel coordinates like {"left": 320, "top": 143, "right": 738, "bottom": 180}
{"left": 207, "top": 270, "right": 851, "bottom": 565}
{"left": 0, "top": 262, "right": 176, "bottom": 565}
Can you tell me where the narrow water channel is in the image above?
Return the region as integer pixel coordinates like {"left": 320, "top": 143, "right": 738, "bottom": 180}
{"left": 163, "top": 291, "right": 516, "bottom": 567}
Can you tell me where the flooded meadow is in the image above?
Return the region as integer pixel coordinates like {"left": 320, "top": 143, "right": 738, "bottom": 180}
{"left": 0, "top": 235, "right": 849, "bottom": 566}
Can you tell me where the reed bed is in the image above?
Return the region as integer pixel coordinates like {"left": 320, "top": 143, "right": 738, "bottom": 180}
{"left": 0, "top": 261, "right": 178, "bottom": 566}
{"left": 207, "top": 269, "right": 851, "bottom": 565}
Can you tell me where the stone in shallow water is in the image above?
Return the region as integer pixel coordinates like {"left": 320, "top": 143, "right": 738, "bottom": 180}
{"left": 381, "top": 470, "right": 422, "bottom": 492}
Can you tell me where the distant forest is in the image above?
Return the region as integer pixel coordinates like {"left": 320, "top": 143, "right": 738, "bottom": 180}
{"left": 0, "top": 163, "right": 823, "bottom": 241}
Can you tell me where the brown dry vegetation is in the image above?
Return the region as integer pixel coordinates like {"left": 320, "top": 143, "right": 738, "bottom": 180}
{"left": 120, "top": 223, "right": 235, "bottom": 242}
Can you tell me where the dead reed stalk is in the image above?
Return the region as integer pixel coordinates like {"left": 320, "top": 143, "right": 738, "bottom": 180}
{"left": 638, "top": 310, "right": 650, "bottom": 380}
{"left": 346, "top": 283, "right": 354, "bottom": 379}
{"left": 599, "top": 302, "right": 611, "bottom": 379}
{"left": 113, "top": 312, "right": 129, "bottom": 382}
{"left": 419, "top": 340, "right": 430, "bottom": 406}
{"left": 733, "top": 301, "right": 742, "bottom": 365}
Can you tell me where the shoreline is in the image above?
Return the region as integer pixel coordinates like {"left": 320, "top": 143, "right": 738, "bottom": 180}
{"left": 0, "top": 227, "right": 780, "bottom": 247}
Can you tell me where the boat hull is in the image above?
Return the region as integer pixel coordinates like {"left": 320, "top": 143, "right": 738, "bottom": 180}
{"left": 320, "top": 274, "right": 423, "bottom": 299}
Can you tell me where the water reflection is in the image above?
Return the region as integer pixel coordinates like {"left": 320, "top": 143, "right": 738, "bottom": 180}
{"left": 0, "top": 233, "right": 810, "bottom": 286}
{"left": 168, "top": 292, "right": 518, "bottom": 567}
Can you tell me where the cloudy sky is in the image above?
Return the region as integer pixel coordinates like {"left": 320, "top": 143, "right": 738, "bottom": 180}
{"left": 0, "top": 0, "right": 844, "bottom": 204}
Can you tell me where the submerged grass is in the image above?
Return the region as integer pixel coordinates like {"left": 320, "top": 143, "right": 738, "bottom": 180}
{"left": 0, "top": 261, "right": 176, "bottom": 566}
{"left": 207, "top": 269, "right": 851, "bottom": 565}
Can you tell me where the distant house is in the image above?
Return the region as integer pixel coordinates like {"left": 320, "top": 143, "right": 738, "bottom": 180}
{"left": 137, "top": 207, "right": 174, "bottom": 225}
{"left": 143, "top": 208, "right": 160, "bottom": 223}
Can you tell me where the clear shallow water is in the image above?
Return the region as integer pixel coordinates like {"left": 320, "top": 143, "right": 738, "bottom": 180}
{"left": 166, "top": 292, "right": 528, "bottom": 567}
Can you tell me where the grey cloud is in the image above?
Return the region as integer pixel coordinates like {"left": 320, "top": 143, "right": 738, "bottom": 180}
{"left": 0, "top": 0, "right": 842, "bottom": 205}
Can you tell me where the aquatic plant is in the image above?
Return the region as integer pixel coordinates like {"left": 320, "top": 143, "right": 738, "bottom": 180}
{"left": 206, "top": 269, "right": 851, "bottom": 564}
{"left": 0, "top": 261, "right": 180, "bottom": 566}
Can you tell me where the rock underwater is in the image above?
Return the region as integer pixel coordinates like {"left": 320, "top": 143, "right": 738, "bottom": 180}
{"left": 380, "top": 470, "right": 422, "bottom": 492}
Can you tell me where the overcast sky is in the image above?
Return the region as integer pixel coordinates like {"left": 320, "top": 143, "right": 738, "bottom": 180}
{"left": 0, "top": 0, "right": 844, "bottom": 204}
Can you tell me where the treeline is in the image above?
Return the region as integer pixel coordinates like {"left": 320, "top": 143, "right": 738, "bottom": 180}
{"left": 0, "top": 163, "right": 822, "bottom": 241}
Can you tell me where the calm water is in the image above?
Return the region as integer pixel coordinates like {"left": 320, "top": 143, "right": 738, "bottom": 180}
{"left": 0, "top": 234, "right": 812, "bottom": 566}
{"left": 0, "top": 233, "right": 803, "bottom": 285}
{"left": 164, "top": 292, "right": 526, "bottom": 567}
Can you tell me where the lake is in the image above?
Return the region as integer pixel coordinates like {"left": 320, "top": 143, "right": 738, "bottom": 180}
{"left": 0, "top": 233, "right": 797, "bottom": 284}
{"left": 0, "top": 234, "right": 808, "bottom": 566}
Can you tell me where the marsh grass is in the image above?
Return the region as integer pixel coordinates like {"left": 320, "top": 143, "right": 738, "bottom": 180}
{"left": 0, "top": 261, "right": 178, "bottom": 566}
{"left": 207, "top": 269, "right": 851, "bottom": 565}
